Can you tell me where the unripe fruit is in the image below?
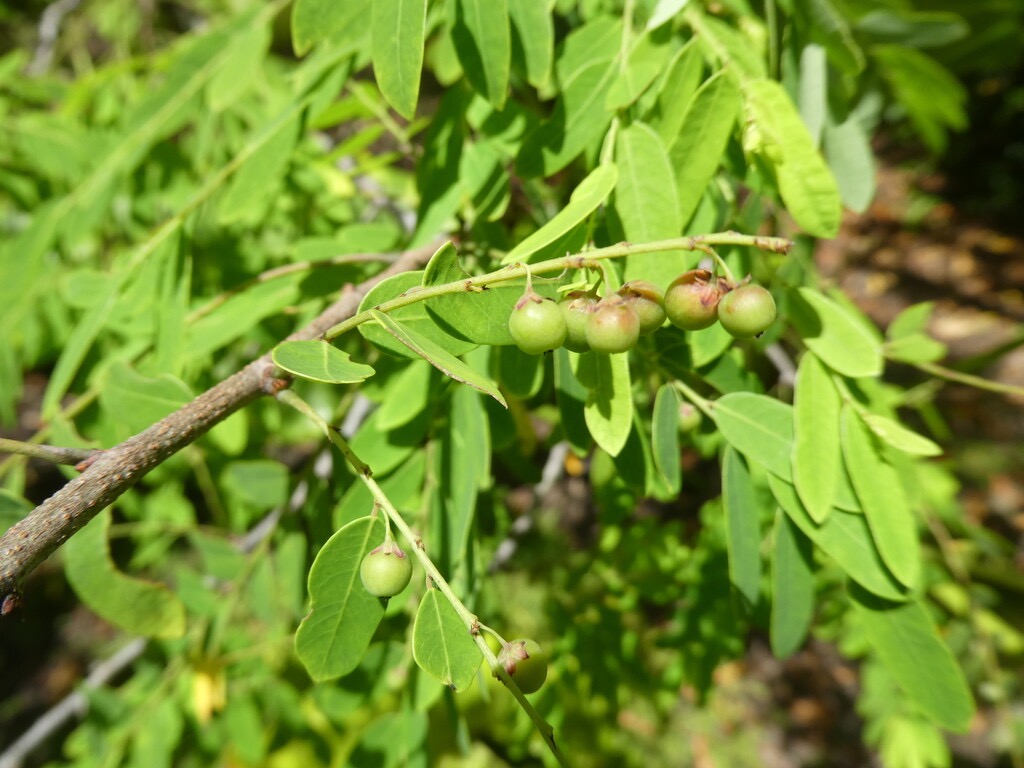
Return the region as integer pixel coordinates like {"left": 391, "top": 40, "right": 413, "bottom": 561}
{"left": 508, "top": 293, "right": 567, "bottom": 355}
{"left": 678, "top": 402, "right": 702, "bottom": 433}
{"left": 618, "top": 280, "right": 666, "bottom": 335}
{"left": 498, "top": 639, "right": 548, "bottom": 694}
{"left": 559, "top": 290, "right": 598, "bottom": 353}
{"left": 360, "top": 542, "right": 413, "bottom": 598}
{"left": 664, "top": 269, "right": 724, "bottom": 331}
{"left": 717, "top": 284, "right": 777, "bottom": 338}
{"left": 585, "top": 296, "right": 640, "bottom": 354}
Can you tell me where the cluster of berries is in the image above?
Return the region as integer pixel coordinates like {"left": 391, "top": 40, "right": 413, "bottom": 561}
{"left": 507, "top": 269, "right": 778, "bottom": 356}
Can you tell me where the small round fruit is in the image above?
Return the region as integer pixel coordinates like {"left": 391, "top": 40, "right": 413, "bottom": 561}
{"left": 360, "top": 543, "right": 413, "bottom": 598}
{"left": 559, "top": 291, "right": 598, "bottom": 353}
{"left": 498, "top": 639, "right": 548, "bottom": 694}
{"left": 508, "top": 294, "right": 567, "bottom": 355}
{"left": 664, "top": 270, "right": 724, "bottom": 331}
{"left": 618, "top": 280, "right": 666, "bottom": 335}
{"left": 717, "top": 284, "right": 777, "bottom": 338}
{"left": 585, "top": 296, "right": 640, "bottom": 354}
{"left": 678, "top": 403, "right": 702, "bottom": 433}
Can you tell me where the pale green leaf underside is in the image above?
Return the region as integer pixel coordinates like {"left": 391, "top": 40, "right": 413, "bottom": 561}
{"left": 272, "top": 340, "right": 375, "bottom": 384}
{"left": 790, "top": 287, "right": 883, "bottom": 377}
{"left": 771, "top": 510, "right": 815, "bottom": 658}
{"left": 792, "top": 352, "right": 842, "bottom": 523}
{"left": 722, "top": 447, "right": 762, "bottom": 606}
{"left": 580, "top": 351, "right": 634, "bottom": 456}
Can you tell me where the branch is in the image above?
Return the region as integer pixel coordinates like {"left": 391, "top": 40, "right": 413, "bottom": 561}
{"left": 0, "top": 439, "right": 99, "bottom": 469}
{"left": 0, "top": 244, "right": 437, "bottom": 603}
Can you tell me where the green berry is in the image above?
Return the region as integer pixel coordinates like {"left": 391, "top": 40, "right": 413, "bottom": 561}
{"left": 664, "top": 270, "right": 724, "bottom": 331}
{"left": 360, "top": 543, "right": 413, "bottom": 598}
{"left": 498, "top": 639, "right": 548, "bottom": 694}
{"left": 508, "top": 294, "right": 567, "bottom": 355}
{"left": 585, "top": 296, "right": 640, "bottom": 354}
{"left": 717, "top": 284, "right": 777, "bottom": 338}
{"left": 677, "top": 403, "right": 702, "bottom": 433}
{"left": 617, "top": 280, "right": 666, "bottom": 335}
{"left": 559, "top": 291, "right": 598, "bottom": 353}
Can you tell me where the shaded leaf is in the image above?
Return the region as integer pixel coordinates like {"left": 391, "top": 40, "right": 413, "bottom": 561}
{"left": 651, "top": 384, "right": 682, "bottom": 493}
{"left": 451, "top": 0, "right": 510, "bottom": 109}
{"left": 771, "top": 510, "right": 815, "bottom": 658}
{"left": 65, "top": 510, "right": 186, "bottom": 639}
{"left": 722, "top": 447, "right": 762, "bottom": 606}
{"left": 508, "top": 0, "right": 554, "bottom": 88}
{"left": 849, "top": 583, "right": 975, "bottom": 732}
{"left": 580, "top": 351, "right": 633, "bottom": 457}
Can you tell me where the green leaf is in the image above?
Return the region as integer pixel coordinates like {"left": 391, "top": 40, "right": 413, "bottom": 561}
{"left": 494, "top": 345, "right": 544, "bottom": 399}
{"left": 508, "top": 0, "right": 554, "bottom": 89}
{"left": 412, "top": 589, "right": 483, "bottom": 691}
{"left": 792, "top": 352, "right": 842, "bottom": 523}
{"left": 443, "top": 384, "right": 490, "bottom": 567}
{"left": 768, "top": 475, "right": 908, "bottom": 601}
{"left": 789, "top": 287, "right": 884, "bottom": 377}
{"left": 272, "top": 341, "right": 375, "bottom": 384}
{"left": 793, "top": 0, "right": 865, "bottom": 74}
{"left": 207, "top": 21, "right": 270, "bottom": 110}
{"left": 371, "top": 310, "right": 506, "bottom": 406}
{"left": 671, "top": 72, "right": 741, "bottom": 229}
{"left": 605, "top": 33, "right": 671, "bottom": 110}
{"left": 856, "top": 10, "right": 968, "bottom": 49}
{"left": 692, "top": 13, "right": 766, "bottom": 78}
{"left": 372, "top": 0, "right": 426, "bottom": 119}
{"left": 516, "top": 18, "right": 620, "bottom": 177}
{"left": 451, "top": 0, "right": 511, "bottom": 109}
{"left": 295, "top": 516, "right": 387, "bottom": 681}
{"left": 873, "top": 45, "right": 966, "bottom": 153}
{"left": 292, "top": 0, "right": 372, "bottom": 55}
{"left": 771, "top": 510, "right": 815, "bottom": 659}
{"left": 712, "top": 393, "right": 793, "bottom": 479}
{"left": 616, "top": 122, "right": 683, "bottom": 288}
{"left": 358, "top": 271, "right": 476, "bottom": 359}
{"left": 221, "top": 460, "right": 290, "bottom": 511}
{"left": 423, "top": 242, "right": 520, "bottom": 345}
{"left": 376, "top": 360, "right": 434, "bottom": 430}
{"left": 187, "top": 276, "right": 303, "bottom": 359}
{"left": 861, "top": 413, "right": 942, "bottom": 457}
{"left": 841, "top": 408, "right": 921, "bottom": 589}
{"left": 99, "top": 361, "right": 193, "bottom": 435}
{"left": 797, "top": 44, "right": 827, "bottom": 147}
{"left": 64, "top": 510, "right": 186, "bottom": 639}
{"left": 218, "top": 114, "right": 303, "bottom": 225}
{"left": 884, "top": 302, "right": 946, "bottom": 363}
{"left": 0, "top": 490, "right": 31, "bottom": 537}
{"left": 849, "top": 583, "right": 975, "bottom": 732}
{"left": 722, "top": 447, "right": 762, "bottom": 606}
{"left": 504, "top": 164, "right": 618, "bottom": 263}
{"left": 647, "top": 0, "right": 690, "bottom": 30}
{"left": 579, "top": 351, "right": 634, "bottom": 457}
{"left": 744, "top": 78, "right": 841, "bottom": 238}
{"left": 651, "top": 384, "right": 682, "bottom": 493}
{"left": 646, "top": 41, "right": 704, "bottom": 148}
{"left": 555, "top": 348, "right": 592, "bottom": 455}
{"left": 823, "top": 112, "right": 876, "bottom": 213}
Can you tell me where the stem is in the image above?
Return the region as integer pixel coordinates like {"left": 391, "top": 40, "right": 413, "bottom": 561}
{"left": 706, "top": 248, "right": 737, "bottom": 284}
{"left": 323, "top": 233, "right": 792, "bottom": 341}
{"left": 275, "top": 390, "right": 570, "bottom": 767}
{"left": 913, "top": 361, "right": 1024, "bottom": 399}
{"left": 673, "top": 380, "right": 714, "bottom": 418}
{"left": 0, "top": 438, "right": 99, "bottom": 468}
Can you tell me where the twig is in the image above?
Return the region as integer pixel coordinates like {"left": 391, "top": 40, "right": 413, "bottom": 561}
{"left": 0, "top": 244, "right": 438, "bottom": 603}
{"left": 26, "top": 0, "right": 81, "bottom": 76}
{"left": 0, "top": 439, "right": 99, "bottom": 469}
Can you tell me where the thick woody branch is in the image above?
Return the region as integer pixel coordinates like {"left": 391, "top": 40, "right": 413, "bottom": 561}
{"left": 0, "top": 245, "right": 436, "bottom": 603}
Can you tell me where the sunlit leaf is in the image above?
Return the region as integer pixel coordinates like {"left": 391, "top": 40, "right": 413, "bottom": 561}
{"left": 412, "top": 589, "right": 482, "bottom": 691}
{"left": 273, "top": 340, "right": 376, "bottom": 384}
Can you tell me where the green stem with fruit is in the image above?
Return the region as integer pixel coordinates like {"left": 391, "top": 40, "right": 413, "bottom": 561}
{"left": 274, "top": 389, "right": 569, "bottom": 767}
